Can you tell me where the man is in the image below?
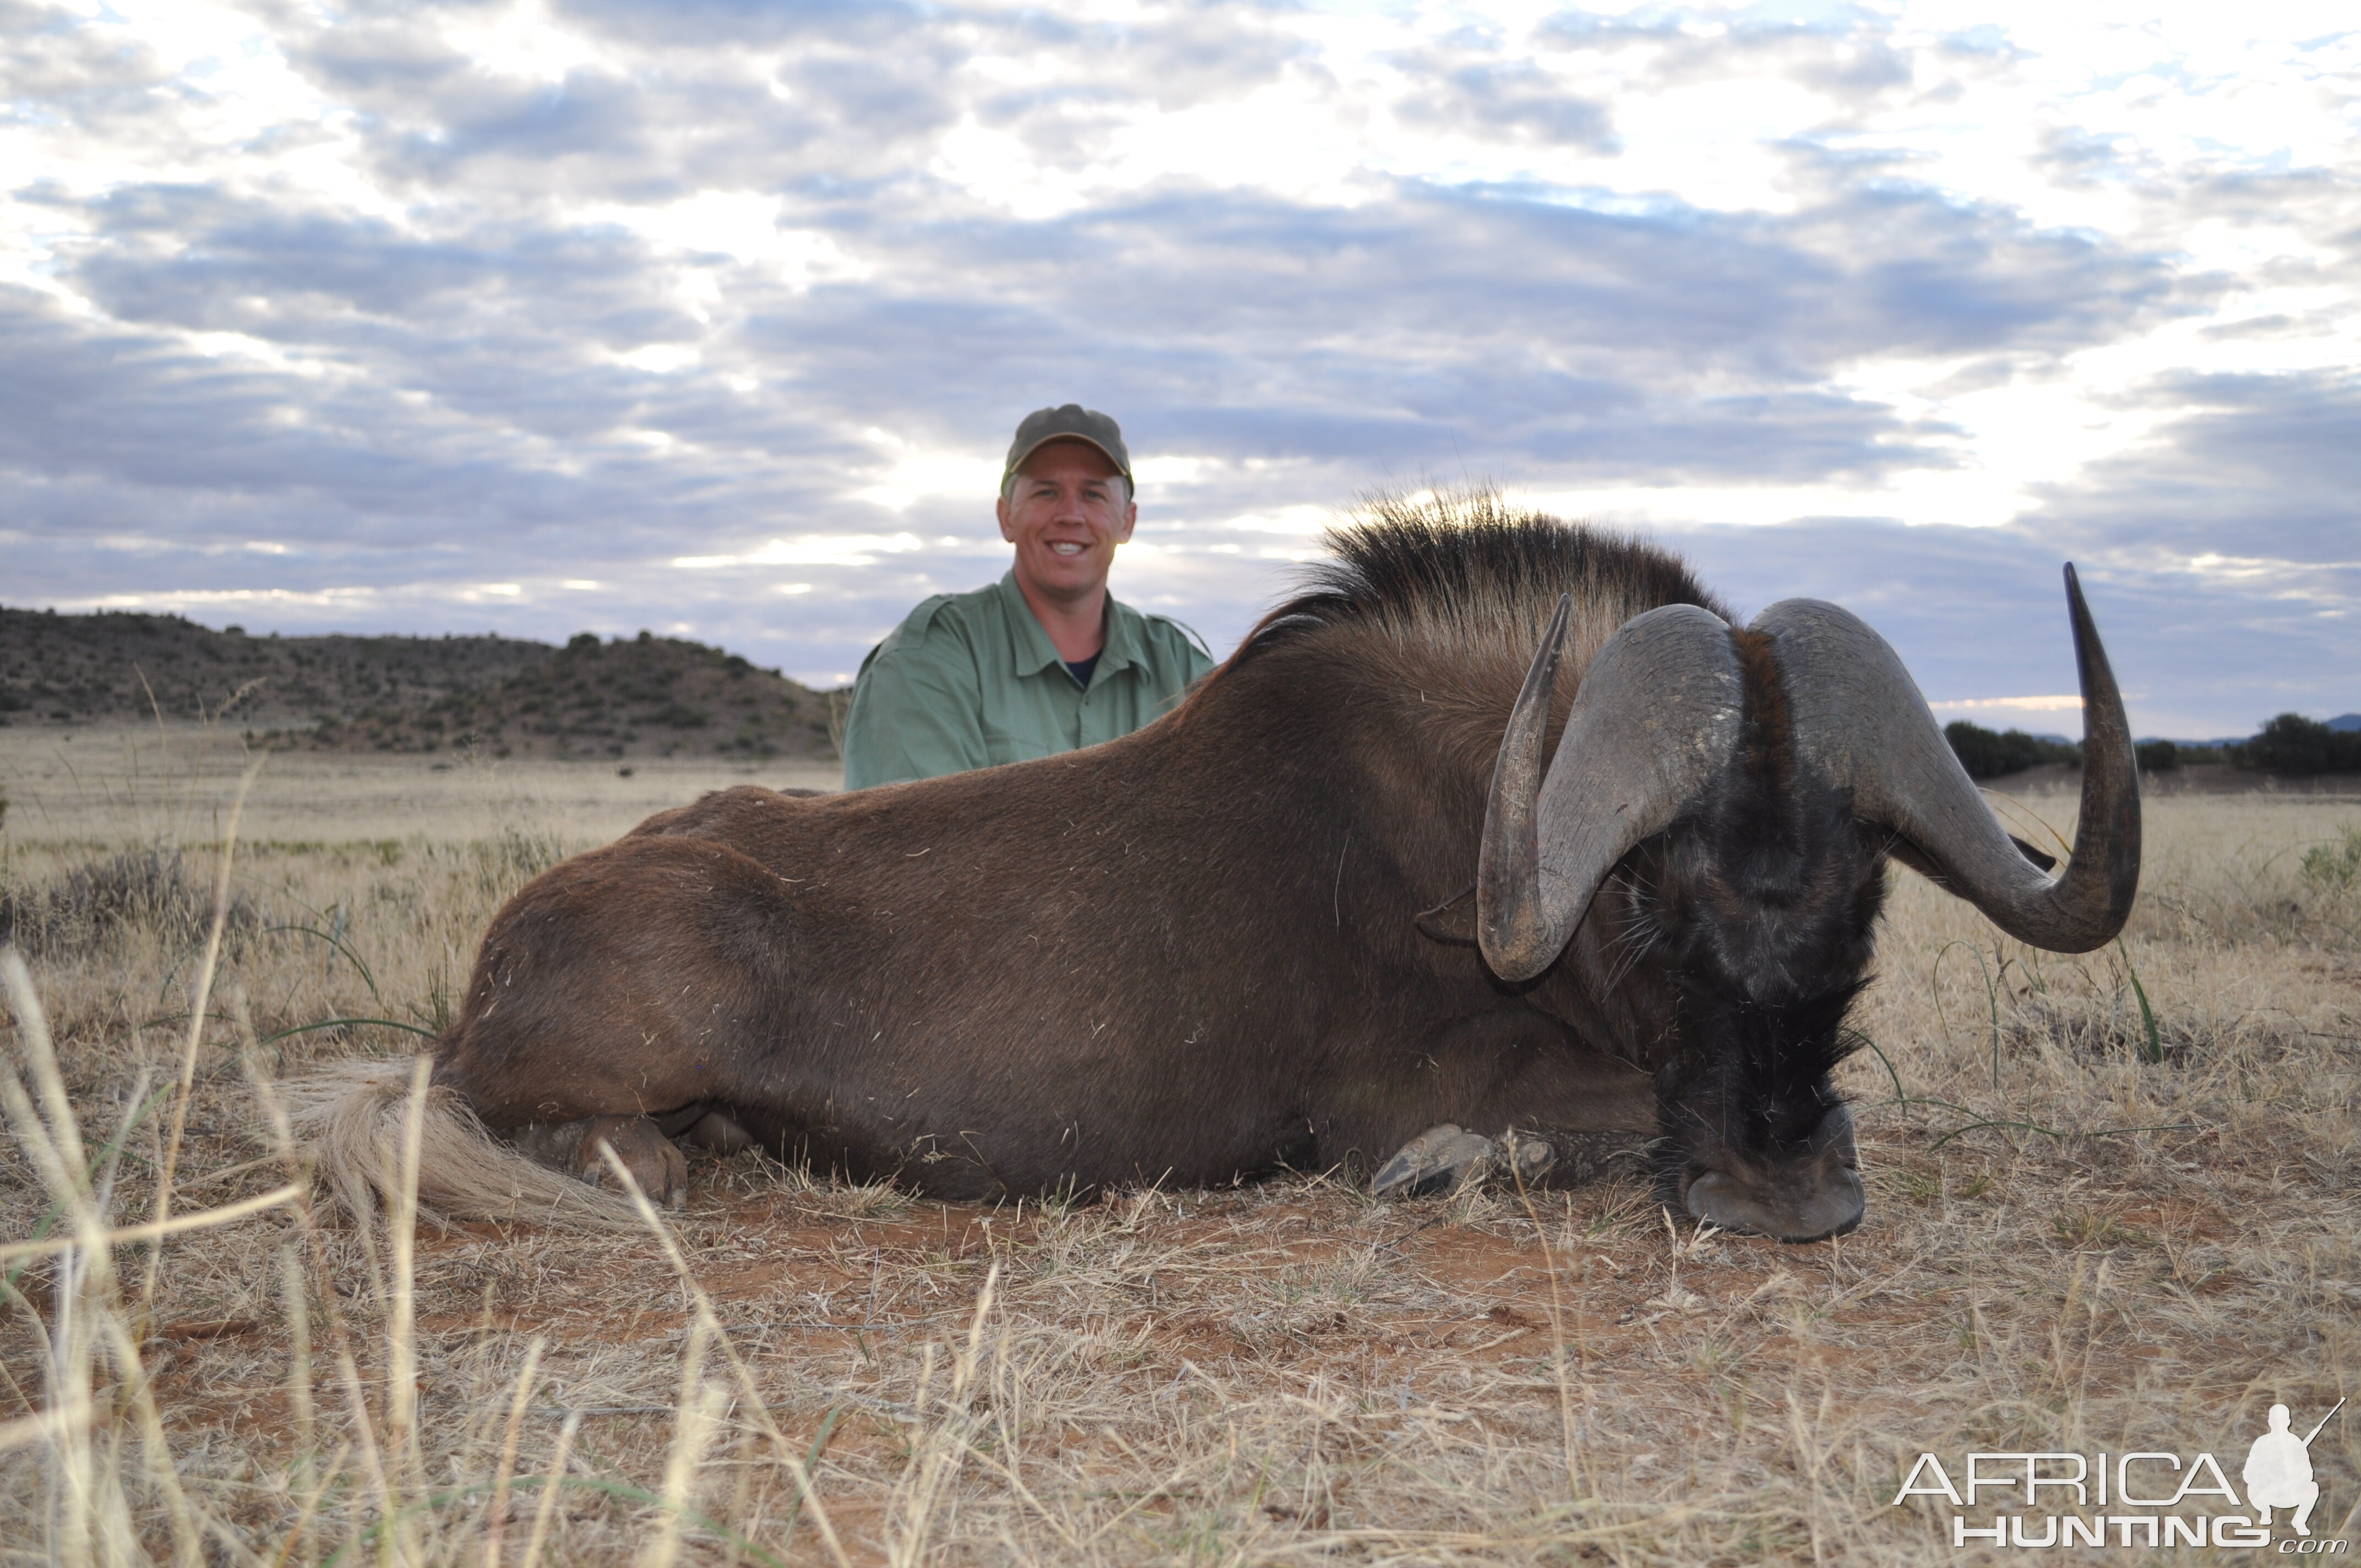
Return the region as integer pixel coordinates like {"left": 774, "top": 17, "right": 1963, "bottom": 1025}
{"left": 841, "top": 405, "right": 1214, "bottom": 788}
{"left": 2243, "top": 1403, "right": 2323, "bottom": 1535}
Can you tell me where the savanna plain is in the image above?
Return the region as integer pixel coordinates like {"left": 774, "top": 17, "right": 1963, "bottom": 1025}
{"left": 3, "top": 726, "right": 2356, "bottom": 1565}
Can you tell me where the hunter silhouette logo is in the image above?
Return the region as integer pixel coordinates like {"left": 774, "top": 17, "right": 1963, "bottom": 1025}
{"left": 2246, "top": 1401, "right": 2341, "bottom": 1537}
{"left": 1892, "top": 1400, "right": 2348, "bottom": 1550}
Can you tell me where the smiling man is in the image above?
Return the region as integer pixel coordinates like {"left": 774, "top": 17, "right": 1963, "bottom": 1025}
{"left": 841, "top": 405, "right": 1214, "bottom": 788}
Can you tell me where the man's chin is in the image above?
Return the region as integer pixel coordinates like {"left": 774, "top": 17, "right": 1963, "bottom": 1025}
{"left": 1021, "top": 554, "right": 1111, "bottom": 595}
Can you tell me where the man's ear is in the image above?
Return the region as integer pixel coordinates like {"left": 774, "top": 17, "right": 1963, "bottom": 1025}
{"left": 996, "top": 492, "right": 1016, "bottom": 543}
{"left": 1114, "top": 498, "right": 1138, "bottom": 545}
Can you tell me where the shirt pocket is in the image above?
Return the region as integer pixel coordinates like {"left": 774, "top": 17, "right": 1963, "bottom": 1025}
{"left": 980, "top": 714, "right": 1060, "bottom": 768}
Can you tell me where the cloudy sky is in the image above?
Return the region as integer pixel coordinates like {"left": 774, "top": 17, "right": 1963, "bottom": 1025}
{"left": 4, "top": 0, "right": 2354, "bottom": 736}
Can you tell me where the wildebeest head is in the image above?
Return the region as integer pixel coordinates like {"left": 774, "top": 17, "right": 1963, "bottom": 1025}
{"left": 1479, "top": 570, "right": 2140, "bottom": 1240}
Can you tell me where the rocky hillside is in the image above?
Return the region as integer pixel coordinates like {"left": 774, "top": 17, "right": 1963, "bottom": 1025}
{"left": 2, "top": 608, "right": 841, "bottom": 763}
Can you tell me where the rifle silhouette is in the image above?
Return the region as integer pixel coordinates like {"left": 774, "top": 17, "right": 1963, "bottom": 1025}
{"left": 2300, "top": 1399, "right": 2344, "bottom": 1446}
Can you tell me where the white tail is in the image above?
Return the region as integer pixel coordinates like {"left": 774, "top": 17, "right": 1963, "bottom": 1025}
{"left": 286, "top": 1058, "right": 639, "bottom": 1231}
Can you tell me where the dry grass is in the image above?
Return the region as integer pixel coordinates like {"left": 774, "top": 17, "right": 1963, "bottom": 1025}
{"left": 3, "top": 731, "right": 2358, "bottom": 1565}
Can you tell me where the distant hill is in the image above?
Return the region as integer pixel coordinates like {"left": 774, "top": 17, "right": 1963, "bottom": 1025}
{"left": 1, "top": 607, "right": 550, "bottom": 726}
{"left": 290, "top": 631, "right": 837, "bottom": 761}
{"left": 2331, "top": 714, "right": 2361, "bottom": 733}
{"left": 1, "top": 608, "right": 840, "bottom": 763}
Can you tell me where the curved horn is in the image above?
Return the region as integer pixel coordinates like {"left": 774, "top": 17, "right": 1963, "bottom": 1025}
{"left": 1753, "top": 565, "right": 2140, "bottom": 954}
{"left": 1479, "top": 602, "right": 1745, "bottom": 982}
{"left": 1477, "top": 594, "right": 1573, "bottom": 975}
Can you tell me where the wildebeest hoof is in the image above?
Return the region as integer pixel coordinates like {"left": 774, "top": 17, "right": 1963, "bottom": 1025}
{"left": 1500, "top": 1131, "right": 1557, "bottom": 1188}
{"left": 681, "top": 1109, "right": 755, "bottom": 1155}
{"left": 572, "top": 1115, "right": 689, "bottom": 1210}
{"left": 1375, "top": 1126, "right": 1560, "bottom": 1198}
{"left": 1373, "top": 1124, "right": 1495, "bottom": 1198}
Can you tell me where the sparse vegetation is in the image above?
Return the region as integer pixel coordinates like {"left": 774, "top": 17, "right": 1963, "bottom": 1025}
{"left": 2, "top": 738, "right": 2355, "bottom": 1564}
{"left": 0, "top": 846, "right": 268, "bottom": 955}
{"left": 0, "top": 605, "right": 551, "bottom": 728}
{"left": 0, "top": 607, "right": 842, "bottom": 763}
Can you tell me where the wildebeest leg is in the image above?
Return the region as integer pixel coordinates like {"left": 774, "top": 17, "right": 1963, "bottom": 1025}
{"left": 1370, "top": 1124, "right": 1556, "bottom": 1197}
{"left": 1336, "top": 1006, "right": 1654, "bottom": 1193}
{"left": 509, "top": 1115, "right": 689, "bottom": 1208}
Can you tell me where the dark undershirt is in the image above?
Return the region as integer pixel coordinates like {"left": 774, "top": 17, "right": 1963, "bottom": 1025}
{"left": 1063, "top": 653, "right": 1100, "bottom": 688}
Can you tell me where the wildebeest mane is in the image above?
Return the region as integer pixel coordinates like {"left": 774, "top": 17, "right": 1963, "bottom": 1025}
{"left": 1223, "top": 491, "right": 1731, "bottom": 678}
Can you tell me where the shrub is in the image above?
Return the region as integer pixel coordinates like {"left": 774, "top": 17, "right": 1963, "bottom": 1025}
{"left": 0, "top": 846, "right": 266, "bottom": 954}
{"left": 2302, "top": 825, "right": 2361, "bottom": 890}
{"left": 1944, "top": 721, "right": 2082, "bottom": 780}
{"left": 2136, "top": 739, "right": 2179, "bottom": 772}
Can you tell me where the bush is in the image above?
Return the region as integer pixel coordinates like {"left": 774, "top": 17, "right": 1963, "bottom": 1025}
{"left": 2240, "top": 713, "right": 2361, "bottom": 776}
{"left": 2302, "top": 825, "right": 2361, "bottom": 889}
{"left": 2136, "top": 739, "right": 2179, "bottom": 772}
{"left": 1944, "top": 721, "right": 2082, "bottom": 780}
{"left": 0, "top": 846, "right": 266, "bottom": 954}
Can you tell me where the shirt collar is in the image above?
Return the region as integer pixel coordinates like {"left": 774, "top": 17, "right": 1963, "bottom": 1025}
{"left": 994, "top": 568, "right": 1145, "bottom": 677}
{"left": 994, "top": 570, "right": 1063, "bottom": 676}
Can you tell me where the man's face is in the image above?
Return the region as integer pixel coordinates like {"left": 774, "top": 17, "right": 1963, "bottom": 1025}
{"left": 996, "top": 440, "right": 1137, "bottom": 605}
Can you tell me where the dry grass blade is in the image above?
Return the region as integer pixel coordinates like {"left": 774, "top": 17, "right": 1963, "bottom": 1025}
{"left": 518, "top": 1411, "right": 581, "bottom": 1568}
{"left": 0, "top": 1396, "right": 93, "bottom": 1454}
{"left": 0, "top": 1183, "right": 307, "bottom": 1262}
{"left": 5, "top": 945, "right": 213, "bottom": 1567}
{"left": 137, "top": 753, "right": 264, "bottom": 1324}
{"left": 640, "top": 1380, "right": 726, "bottom": 1568}
{"left": 387, "top": 1054, "right": 431, "bottom": 1498}
{"left": 887, "top": 1262, "right": 1002, "bottom": 1568}
{"left": 483, "top": 1337, "right": 546, "bottom": 1568}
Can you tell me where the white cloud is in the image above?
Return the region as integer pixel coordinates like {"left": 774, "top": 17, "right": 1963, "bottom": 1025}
{"left": 673, "top": 536, "right": 927, "bottom": 568}
{"left": 1929, "top": 694, "right": 2085, "bottom": 711}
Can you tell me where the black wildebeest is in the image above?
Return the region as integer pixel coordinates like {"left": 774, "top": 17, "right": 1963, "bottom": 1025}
{"left": 306, "top": 499, "right": 2138, "bottom": 1242}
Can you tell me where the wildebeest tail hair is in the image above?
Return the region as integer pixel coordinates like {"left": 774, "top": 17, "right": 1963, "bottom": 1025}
{"left": 286, "top": 1058, "right": 640, "bottom": 1232}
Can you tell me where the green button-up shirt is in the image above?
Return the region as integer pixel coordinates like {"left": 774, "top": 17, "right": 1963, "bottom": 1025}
{"left": 841, "top": 570, "right": 1215, "bottom": 788}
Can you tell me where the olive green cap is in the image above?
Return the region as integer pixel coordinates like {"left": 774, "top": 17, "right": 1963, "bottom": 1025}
{"left": 1003, "top": 404, "right": 1133, "bottom": 486}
